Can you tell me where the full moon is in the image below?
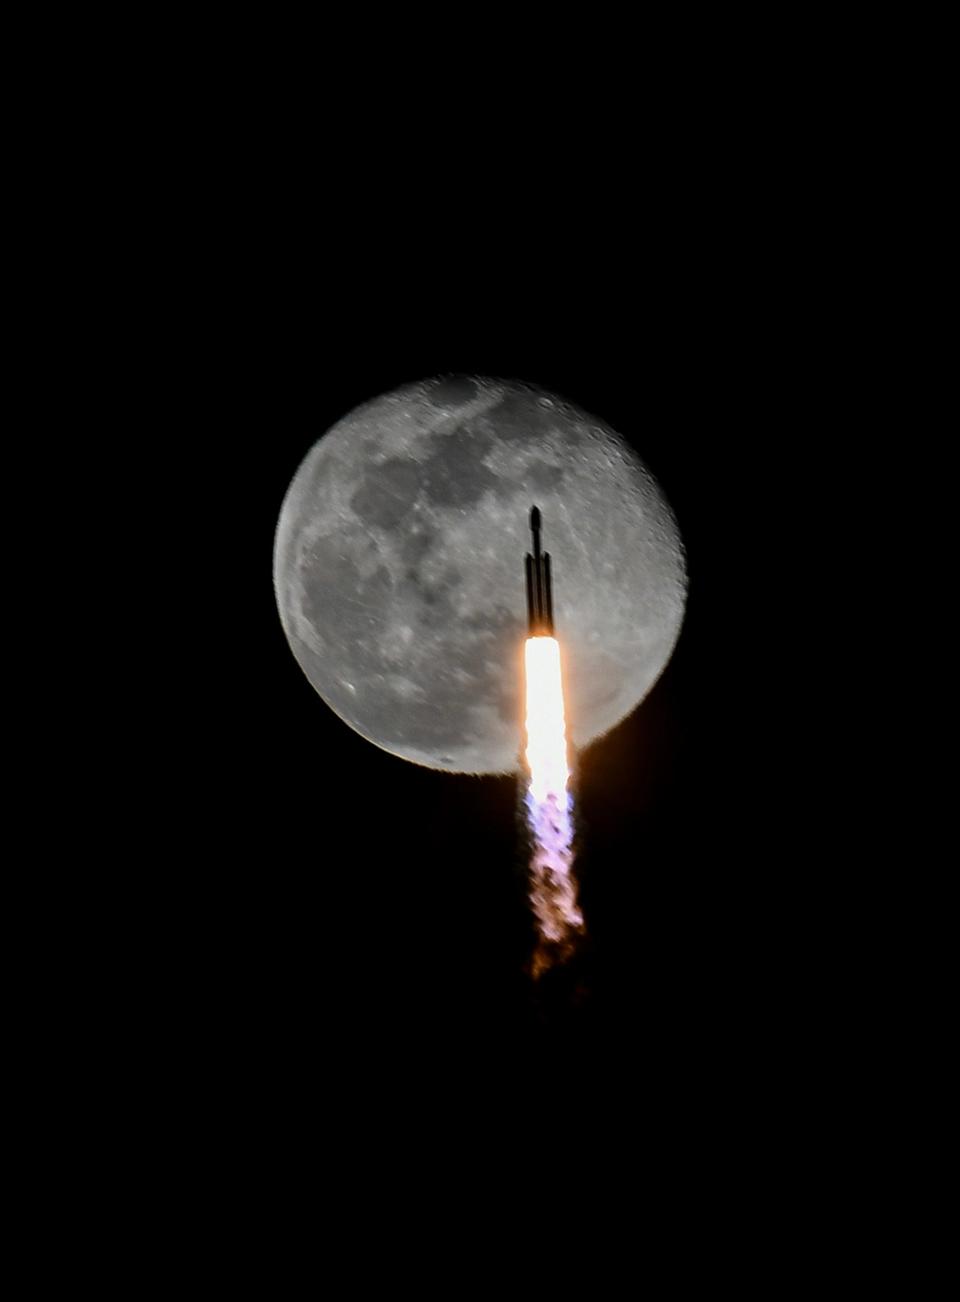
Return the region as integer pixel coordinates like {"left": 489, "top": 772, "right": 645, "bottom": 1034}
{"left": 274, "top": 376, "right": 686, "bottom": 773}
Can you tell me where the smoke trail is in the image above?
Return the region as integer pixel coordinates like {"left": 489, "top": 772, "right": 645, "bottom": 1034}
{"left": 522, "top": 636, "right": 584, "bottom": 975}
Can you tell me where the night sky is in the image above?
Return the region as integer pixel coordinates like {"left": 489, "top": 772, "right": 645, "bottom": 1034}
{"left": 86, "top": 198, "right": 858, "bottom": 1223}
{"left": 176, "top": 287, "right": 809, "bottom": 1103}
{"left": 44, "top": 46, "right": 892, "bottom": 1263}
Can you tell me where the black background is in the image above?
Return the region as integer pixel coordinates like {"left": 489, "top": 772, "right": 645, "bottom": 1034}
{"left": 166, "top": 262, "right": 818, "bottom": 1107}
{"left": 28, "top": 35, "right": 918, "bottom": 1271}
{"left": 105, "top": 116, "right": 856, "bottom": 1168}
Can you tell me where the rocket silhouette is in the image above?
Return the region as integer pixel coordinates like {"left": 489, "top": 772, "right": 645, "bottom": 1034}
{"left": 525, "top": 506, "right": 555, "bottom": 636}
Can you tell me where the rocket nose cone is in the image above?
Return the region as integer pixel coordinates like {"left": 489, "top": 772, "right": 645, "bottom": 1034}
{"left": 530, "top": 505, "right": 541, "bottom": 530}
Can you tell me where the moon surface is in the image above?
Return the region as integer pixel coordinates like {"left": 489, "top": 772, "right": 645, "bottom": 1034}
{"left": 273, "top": 376, "right": 686, "bottom": 774}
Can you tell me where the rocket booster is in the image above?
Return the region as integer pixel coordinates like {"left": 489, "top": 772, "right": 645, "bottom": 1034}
{"left": 525, "top": 505, "right": 555, "bottom": 636}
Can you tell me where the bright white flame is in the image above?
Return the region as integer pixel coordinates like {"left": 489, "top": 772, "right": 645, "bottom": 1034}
{"left": 524, "top": 637, "right": 570, "bottom": 804}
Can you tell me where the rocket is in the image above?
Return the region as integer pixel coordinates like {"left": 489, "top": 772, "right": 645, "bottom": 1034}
{"left": 525, "top": 505, "right": 554, "bottom": 636}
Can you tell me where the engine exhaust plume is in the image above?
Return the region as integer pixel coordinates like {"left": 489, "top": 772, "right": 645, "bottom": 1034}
{"left": 523, "top": 634, "right": 584, "bottom": 975}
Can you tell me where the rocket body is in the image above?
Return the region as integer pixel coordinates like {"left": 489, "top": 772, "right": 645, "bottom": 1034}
{"left": 525, "top": 506, "right": 555, "bottom": 636}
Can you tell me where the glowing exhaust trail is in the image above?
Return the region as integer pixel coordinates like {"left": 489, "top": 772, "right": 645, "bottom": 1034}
{"left": 523, "top": 634, "right": 583, "bottom": 971}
